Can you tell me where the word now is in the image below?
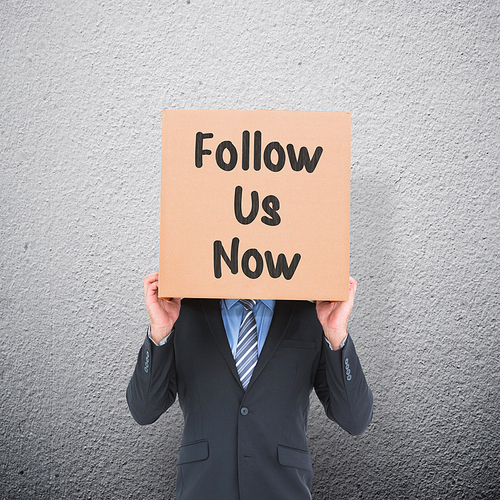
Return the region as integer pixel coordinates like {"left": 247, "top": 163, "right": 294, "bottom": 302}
{"left": 214, "top": 237, "right": 301, "bottom": 280}
{"left": 196, "top": 131, "right": 323, "bottom": 173}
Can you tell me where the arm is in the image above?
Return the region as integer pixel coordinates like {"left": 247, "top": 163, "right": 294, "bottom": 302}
{"left": 314, "top": 335, "right": 373, "bottom": 435}
{"left": 126, "top": 272, "right": 181, "bottom": 425}
{"left": 314, "top": 277, "right": 373, "bottom": 435}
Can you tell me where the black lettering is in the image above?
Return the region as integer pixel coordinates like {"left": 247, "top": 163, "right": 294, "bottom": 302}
{"left": 265, "top": 251, "right": 301, "bottom": 280}
{"left": 213, "top": 238, "right": 239, "bottom": 278}
{"left": 216, "top": 141, "right": 238, "bottom": 171}
{"left": 264, "top": 142, "right": 286, "bottom": 172}
{"left": 261, "top": 195, "right": 281, "bottom": 226}
{"left": 195, "top": 132, "right": 214, "bottom": 168}
{"left": 242, "top": 131, "right": 250, "bottom": 171}
{"left": 254, "top": 131, "right": 261, "bottom": 171}
{"left": 286, "top": 144, "right": 323, "bottom": 173}
{"left": 234, "top": 186, "right": 259, "bottom": 225}
{"left": 242, "top": 248, "right": 264, "bottom": 279}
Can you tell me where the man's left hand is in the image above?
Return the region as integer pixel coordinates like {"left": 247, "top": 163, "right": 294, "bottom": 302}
{"left": 316, "top": 276, "right": 357, "bottom": 350}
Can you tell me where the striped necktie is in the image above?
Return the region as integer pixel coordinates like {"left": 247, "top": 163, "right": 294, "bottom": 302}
{"left": 235, "top": 299, "right": 258, "bottom": 390}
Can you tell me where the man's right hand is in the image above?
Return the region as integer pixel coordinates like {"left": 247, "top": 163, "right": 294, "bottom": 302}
{"left": 144, "top": 272, "right": 181, "bottom": 344}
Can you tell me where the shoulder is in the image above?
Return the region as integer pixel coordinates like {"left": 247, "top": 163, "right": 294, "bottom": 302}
{"left": 175, "top": 298, "right": 222, "bottom": 327}
{"left": 276, "top": 299, "right": 317, "bottom": 317}
{"left": 274, "top": 300, "right": 322, "bottom": 334}
{"left": 179, "top": 298, "right": 219, "bottom": 312}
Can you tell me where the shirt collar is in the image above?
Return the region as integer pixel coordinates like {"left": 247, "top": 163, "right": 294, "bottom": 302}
{"left": 223, "top": 299, "right": 275, "bottom": 311}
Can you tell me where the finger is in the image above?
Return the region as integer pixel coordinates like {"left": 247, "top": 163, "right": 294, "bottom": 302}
{"left": 144, "top": 272, "right": 159, "bottom": 285}
{"left": 144, "top": 273, "right": 158, "bottom": 295}
{"left": 144, "top": 278, "right": 158, "bottom": 293}
{"left": 316, "top": 300, "right": 336, "bottom": 320}
{"left": 348, "top": 276, "right": 357, "bottom": 302}
{"left": 164, "top": 297, "right": 182, "bottom": 310}
{"left": 144, "top": 274, "right": 159, "bottom": 299}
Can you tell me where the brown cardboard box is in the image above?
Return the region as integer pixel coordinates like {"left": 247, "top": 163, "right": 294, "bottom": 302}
{"left": 159, "top": 109, "right": 350, "bottom": 301}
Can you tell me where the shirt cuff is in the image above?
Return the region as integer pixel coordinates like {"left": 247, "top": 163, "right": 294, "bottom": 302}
{"left": 147, "top": 325, "right": 173, "bottom": 346}
{"left": 324, "top": 333, "right": 348, "bottom": 351}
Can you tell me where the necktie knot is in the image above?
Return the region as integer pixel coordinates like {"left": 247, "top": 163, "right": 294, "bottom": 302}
{"left": 239, "top": 299, "right": 257, "bottom": 312}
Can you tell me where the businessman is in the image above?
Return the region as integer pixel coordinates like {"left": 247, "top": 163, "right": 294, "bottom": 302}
{"left": 127, "top": 272, "right": 373, "bottom": 499}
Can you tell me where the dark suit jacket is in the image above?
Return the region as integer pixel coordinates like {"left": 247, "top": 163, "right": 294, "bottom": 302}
{"left": 127, "top": 299, "right": 373, "bottom": 500}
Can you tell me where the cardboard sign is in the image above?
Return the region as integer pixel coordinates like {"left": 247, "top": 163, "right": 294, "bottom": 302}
{"left": 158, "top": 110, "right": 350, "bottom": 301}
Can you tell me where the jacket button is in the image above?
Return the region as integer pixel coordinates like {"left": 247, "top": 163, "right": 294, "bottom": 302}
{"left": 240, "top": 407, "right": 249, "bottom": 416}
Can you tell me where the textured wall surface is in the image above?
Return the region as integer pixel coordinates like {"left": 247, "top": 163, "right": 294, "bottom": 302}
{"left": 1, "top": 0, "right": 499, "bottom": 498}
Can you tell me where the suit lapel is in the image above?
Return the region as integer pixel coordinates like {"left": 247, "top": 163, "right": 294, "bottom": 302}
{"left": 202, "top": 299, "right": 242, "bottom": 387}
{"left": 246, "top": 300, "right": 295, "bottom": 391}
{"left": 202, "top": 299, "right": 296, "bottom": 392}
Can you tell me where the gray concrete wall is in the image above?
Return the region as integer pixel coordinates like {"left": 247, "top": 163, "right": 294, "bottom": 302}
{"left": 1, "top": 0, "right": 498, "bottom": 498}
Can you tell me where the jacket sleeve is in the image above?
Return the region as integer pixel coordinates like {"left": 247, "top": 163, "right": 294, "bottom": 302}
{"left": 126, "top": 330, "right": 178, "bottom": 425}
{"left": 314, "top": 334, "right": 373, "bottom": 435}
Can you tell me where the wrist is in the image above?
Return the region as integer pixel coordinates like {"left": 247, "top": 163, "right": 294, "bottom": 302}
{"left": 324, "top": 328, "right": 348, "bottom": 351}
{"left": 150, "top": 324, "right": 172, "bottom": 344}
